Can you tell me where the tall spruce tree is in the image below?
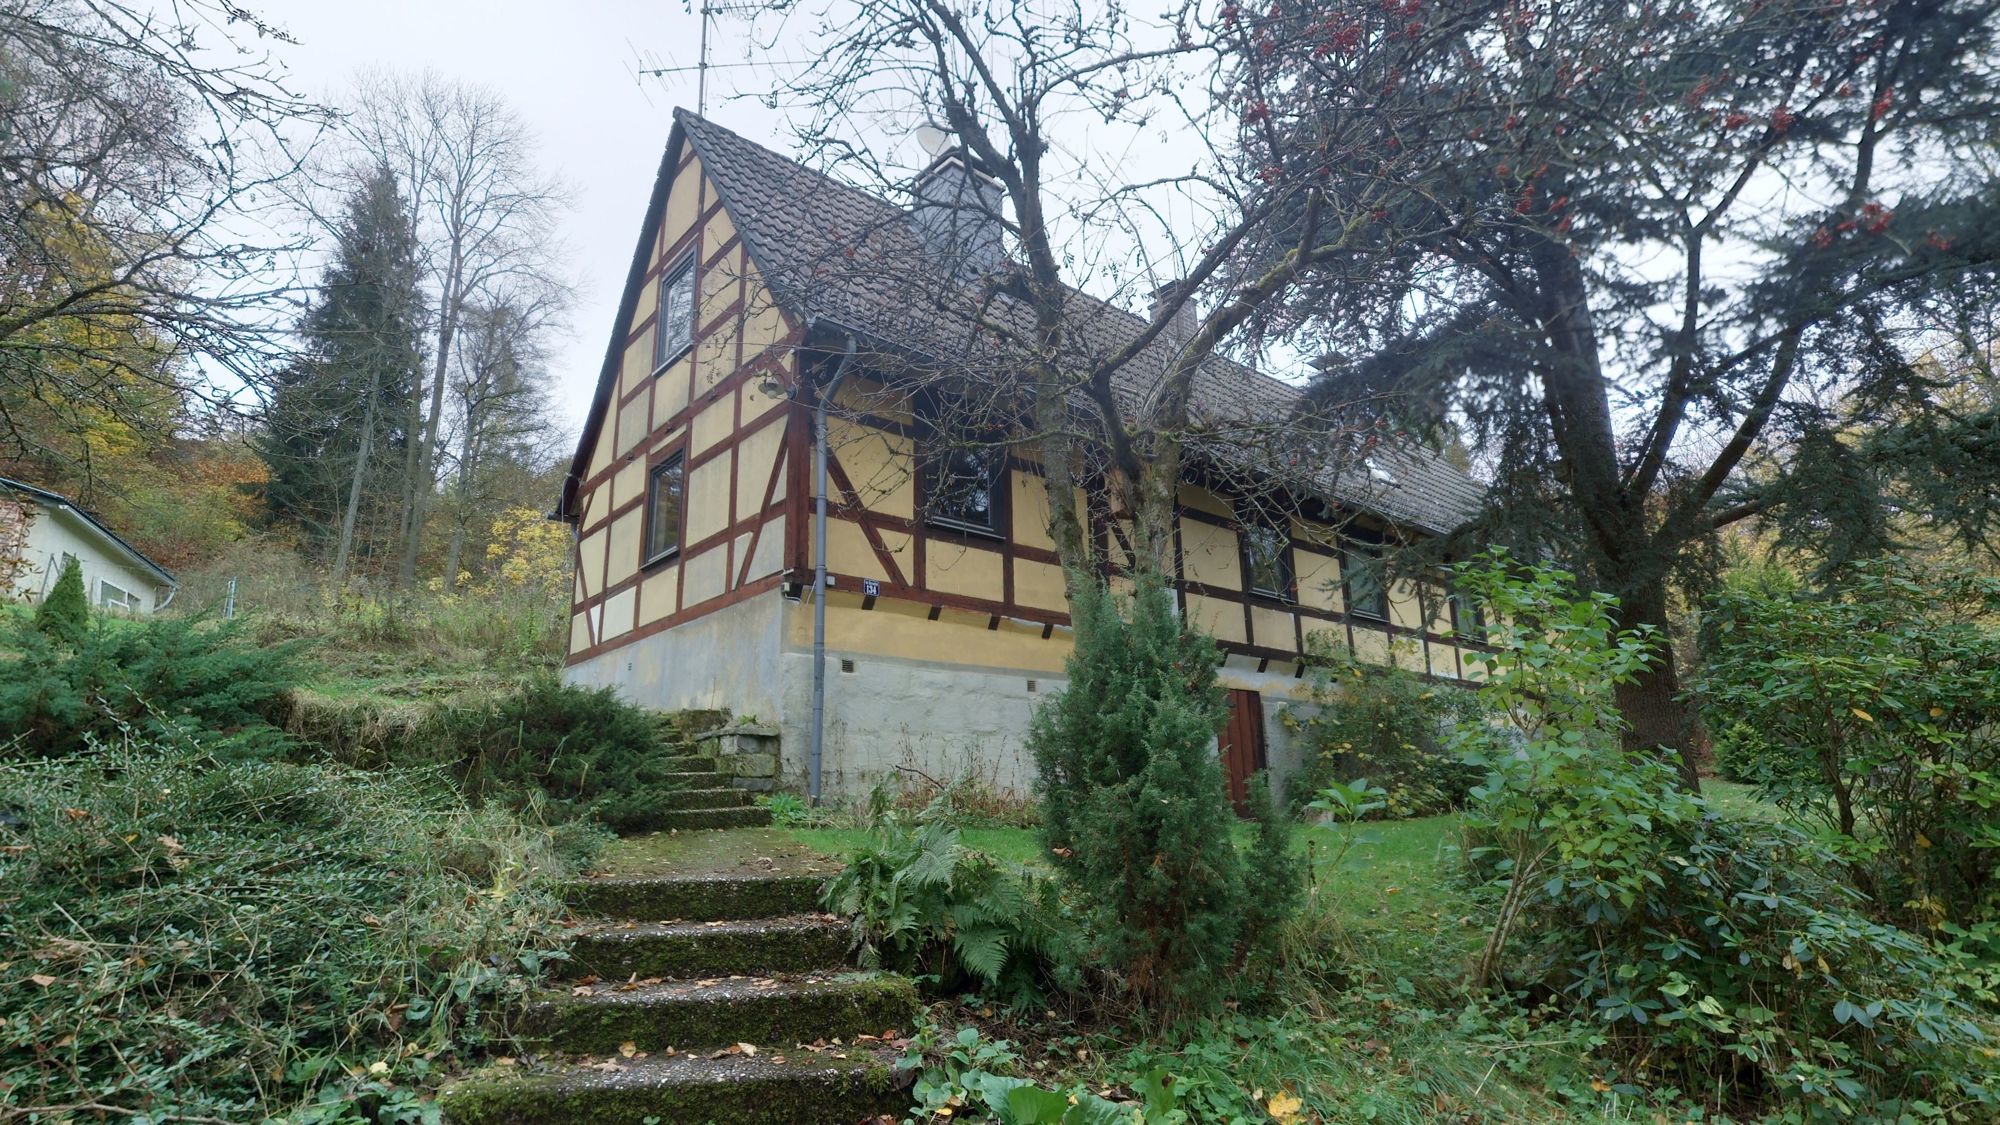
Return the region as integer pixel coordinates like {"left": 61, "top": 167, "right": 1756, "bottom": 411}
{"left": 261, "top": 167, "right": 423, "bottom": 578}
{"left": 1225, "top": 0, "right": 2000, "bottom": 784}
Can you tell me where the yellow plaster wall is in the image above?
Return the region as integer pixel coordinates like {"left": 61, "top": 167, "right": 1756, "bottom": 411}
{"left": 570, "top": 612, "right": 591, "bottom": 654}
{"left": 685, "top": 454, "right": 731, "bottom": 544}
{"left": 654, "top": 358, "right": 692, "bottom": 428}
{"left": 927, "top": 540, "right": 1004, "bottom": 601}
{"left": 1250, "top": 606, "right": 1296, "bottom": 651}
{"left": 1012, "top": 472, "right": 1054, "bottom": 552}
{"left": 1351, "top": 626, "right": 1389, "bottom": 664}
{"left": 602, "top": 587, "right": 636, "bottom": 640}
{"left": 746, "top": 514, "right": 786, "bottom": 582}
{"left": 1179, "top": 520, "right": 1242, "bottom": 590}
{"left": 797, "top": 595, "right": 1072, "bottom": 674}
{"left": 1178, "top": 484, "right": 1233, "bottom": 519}
{"left": 691, "top": 394, "right": 735, "bottom": 457}
{"left": 639, "top": 563, "right": 679, "bottom": 626}
{"left": 681, "top": 544, "right": 728, "bottom": 607}
{"left": 612, "top": 458, "right": 646, "bottom": 512}
{"left": 1185, "top": 593, "right": 1247, "bottom": 643}
{"left": 616, "top": 391, "right": 652, "bottom": 457}
{"left": 607, "top": 508, "right": 643, "bottom": 587}
{"left": 660, "top": 154, "right": 702, "bottom": 253}
{"left": 741, "top": 372, "right": 787, "bottom": 424}
{"left": 816, "top": 519, "right": 895, "bottom": 582}
{"left": 1302, "top": 618, "right": 1345, "bottom": 653}
{"left": 624, "top": 326, "right": 655, "bottom": 386}
{"left": 827, "top": 419, "right": 914, "bottom": 519}
{"left": 703, "top": 206, "right": 737, "bottom": 263}
{"left": 1296, "top": 550, "right": 1342, "bottom": 612}
{"left": 696, "top": 315, "right": 737, "bottom": 396}
{"left": 735, "top": 418, "right": 784, "bottom": 521}
{"left": 577, "top": 527, "right": 607, "bottom": 599}
{"left": 1014, "top": 558, "right": 1067, "bottom": 611}
{"left": 1389, "top": 579, "right": 1423, "bottom": 630}
{"left": 741, "top": 270, "right": 788, "bottom": 361}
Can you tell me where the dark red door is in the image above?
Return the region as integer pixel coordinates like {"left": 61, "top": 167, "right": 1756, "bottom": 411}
{"left": 1219, "top": 689, "right": 1266, "bottom": 817}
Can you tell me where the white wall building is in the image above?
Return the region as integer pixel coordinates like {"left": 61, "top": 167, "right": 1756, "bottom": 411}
{"left": 1, "top": 478, "right": 176, "bottom": 614}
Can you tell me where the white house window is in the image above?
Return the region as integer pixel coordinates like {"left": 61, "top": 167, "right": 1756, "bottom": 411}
{"left": 654, "top": 255, "right": 697, "bottom": 368}
{"left": 1242, "top": 522, "right": 1294, "bottom": 600}
{"left": 98, "top": 579, "right": 138, "bottom": 611}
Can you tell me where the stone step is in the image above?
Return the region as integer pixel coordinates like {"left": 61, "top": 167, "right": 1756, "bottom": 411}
{"left": 439, "top": 1048, "right": 908, "bottom": 1125}
{"left": 667, "top": 787, "right": 751, "bottom": 811}
{"left": 567, "top": 915, "right": 850, "bottom": 980}
{"left": 568, "top": 873, "right": 826, "bottom": 922}
{"left": 660, "top": 754, "right": 719, "bottom": 772}
{"left": 523, "top": 972, "right": 918, "bottom": 1055}
{"left": 662, "top": 770, "right": 728, "bottom": 787}
{"left": 654, "top": 806, "right": 771, "bottom": 831}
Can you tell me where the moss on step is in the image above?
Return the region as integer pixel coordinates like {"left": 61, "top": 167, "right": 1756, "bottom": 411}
{"left": 566, "top": 916, "right": 850, "bottom": 979}
{"left": 656, "top": 806, "right": 771, "bottom": 830}
{"left": 592, "top": 828, "right": 842, "bottom": 880}
{"left": 522, "top": 972, "right": 918, "bottom": 1055}
{"left": 439, "top": 1050, "right": 908, "bottom": 1125}
{"left": 665, "top": 787, "right": 751, "bottom": 811}
{"left": 567, "top": 873, "right": 825, "bottom": 921}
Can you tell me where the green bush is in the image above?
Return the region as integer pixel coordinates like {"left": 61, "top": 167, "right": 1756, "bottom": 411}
{"left": 437, "top": 675, "right": 688, "bottom": 833}
{"left": 1028, "top": 570, "right": 1300, "bottom": 1017}
{"left": 1280, "top": 643, "right": 1483, "bottom": 817}
{"left": 0, "top": 738, "right": 593, "bottom": 1124}
{"left": 0, "top": 609, "right": 306, "bottom": 757}
{"left": 33, "top": 556, "right": 87, "bottom": 641}
{"left": 822, "top": 810, "right": 1068, "bottom": 1002}
{"left": 1698, "top": 558, "right": 2000, "bottom": 930}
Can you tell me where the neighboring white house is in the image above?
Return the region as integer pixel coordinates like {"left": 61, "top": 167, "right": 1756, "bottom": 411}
{"left": 0, "top": 478, "right": 176, "bottom": 614}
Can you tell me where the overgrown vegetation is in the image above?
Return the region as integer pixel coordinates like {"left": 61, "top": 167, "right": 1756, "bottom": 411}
{"left": 1701, "top": 557, "right": 2000, "bottom": 931}
{"left": 0, "top": 737, "right": 597, "bottom": 1124}
{"left": 1279, "top": 642, "right": 1482, "bottom": 817}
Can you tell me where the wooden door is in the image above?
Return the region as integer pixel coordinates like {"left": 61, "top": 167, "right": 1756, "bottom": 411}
{"left": 1219, "top": 689, "right": 1266, "bottom": 817}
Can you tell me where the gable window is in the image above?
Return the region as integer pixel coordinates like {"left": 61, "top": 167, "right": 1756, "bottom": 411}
{"left": 1344, "top": 539, "right": 1389, "bottom": 620}
{"left": 654, "top": 255, "right": 696, "bottom": 369}
{"left": 645, "top": 453, "right": 686, "bottom": 563}
{"left": 1242, "top": 522, "right": 1293, "bottom": 600}
{"left": 926, "top": 445, "right": 1005, "bottom": 537}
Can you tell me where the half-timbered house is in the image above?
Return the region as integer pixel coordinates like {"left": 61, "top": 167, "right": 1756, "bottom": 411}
{"left": 557, "top": 110, "right": 1485, "bottom": 804}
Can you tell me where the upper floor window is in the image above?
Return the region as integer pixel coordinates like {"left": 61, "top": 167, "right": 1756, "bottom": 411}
{"left": 645, "top": 453, "right": 686, "bottom": 563}
{"left": 1242, "top": 522, "right": 1293, "bottom": 600}
{"left": 1451, "top": 592, "right": 1486, "bottom": 641}
{"left": 926, "top": 445, "right": 1005, "bottom": 538}
{"left": 1344, "top": 539, "right": 1389, "bottom": 620}
{"left": 654, "top": 255, "right": 696, "bottom": 369}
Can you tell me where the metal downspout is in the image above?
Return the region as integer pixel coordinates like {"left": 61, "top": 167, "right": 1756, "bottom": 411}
{"left": 809, "top": 336, "right": 857, "bottom": 806}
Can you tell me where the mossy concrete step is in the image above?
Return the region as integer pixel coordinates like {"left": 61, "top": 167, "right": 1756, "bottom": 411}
{"left": 522, "top": 972, "right": 918, "bottom": 1055}
{"left": 567, "top": 873, "right": 825, "bottom": 922}
{"left": 567, "top": 915, "right": 849, "bottom": 979}
{"left": 666, "top": 787, "right": 751, "bottom": 811}
{"left": 655, "top": 806, "right": 771, "bottom": 831}
{"left": 441, "top": 1049, "right": 907, "bottom": 1125}
{"left": 662, "top": 770, "right": 727, "bottom": 787}
{"left": 660, "top": 754, "right": 720, "bottom": 772}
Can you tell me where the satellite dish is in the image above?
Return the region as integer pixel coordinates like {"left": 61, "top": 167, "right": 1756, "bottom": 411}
{"left": 913, "top": 122, "right": 952, "bottom": 158}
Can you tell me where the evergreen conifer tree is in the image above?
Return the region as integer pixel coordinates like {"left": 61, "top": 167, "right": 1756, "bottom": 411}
{"left": 260, "top": 167, "right": 423, "bottom": 573}
{"left": 35, "top": 557, "right": 88, "bottom": 641}
{"left": 1029, "top": 570, "right": 1298, "bottom": 1016}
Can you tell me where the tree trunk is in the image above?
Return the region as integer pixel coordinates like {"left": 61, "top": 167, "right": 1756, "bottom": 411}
{"left": 332, "top": 365, "right": 383, "bottom": 589}
{"left": 1613, "top": 573, "right": 1703, "bottom": 791}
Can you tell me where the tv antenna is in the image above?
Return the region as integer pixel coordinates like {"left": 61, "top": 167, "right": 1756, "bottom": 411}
{"left": 633, "top": 1, "right": 788, "bottom": 115}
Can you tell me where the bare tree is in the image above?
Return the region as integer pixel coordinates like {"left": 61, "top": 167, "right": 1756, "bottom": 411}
{"left": 744, "top": 0, "right": 1485, "bottom": 579}
{"left": 342, "top": 69, "right": 569, "bottom": 588}
{"left": 438, "top": 285, "right": 565, "bottom": 589}
{"left": 0, "top": 0, "right": 329, "bottom": 493}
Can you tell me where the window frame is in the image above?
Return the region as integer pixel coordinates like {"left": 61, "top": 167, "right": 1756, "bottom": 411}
{"left": 1239, "top": 520, "right": 1295, "bottom": 602}
{"left": 1450, "top": 592, "right": 1486, "bottom": 642}
{"left": 922, "top": 442, "right": 1008, "bottom": 540}
{"left": 652, "top": 252, "right": 697, "bottom": 371}
{"left": 1342, "top": 536, "right": 1390, "bottom": 621}
{"left": 642, "top": 450, "right": 687, "bottom": 567}
{"left": 98, "top": 579, "right": 137, "bottom": 611}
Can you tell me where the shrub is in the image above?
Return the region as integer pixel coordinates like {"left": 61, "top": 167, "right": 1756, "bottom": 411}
{"left": 436, "top": 675, "right": 688, "bottom": 832}
{"left": 1279, "top": 641, "right": 1483, "bottom": 817}
{"left": 0, "top": 609, "right": 306, "bottom": 757}
{"left": 33, "top": 556, "right": 87, "bottom": 640}
{"left": 1698, "top": 558, "right": 2000, "bottom": 930}
{"left": 822, "top": 810, "right": 1068, "bottom": 1003}
{"left": 1028, "top": 570, "right": 1299, "bottom": 1017}
{"left": 0, "top": 737, "right": 591, "bottom": 1124}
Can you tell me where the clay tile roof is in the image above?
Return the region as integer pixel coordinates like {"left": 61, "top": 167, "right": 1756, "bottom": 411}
{"left": 674, "top": 110, "right": 1485, "bottom": 536}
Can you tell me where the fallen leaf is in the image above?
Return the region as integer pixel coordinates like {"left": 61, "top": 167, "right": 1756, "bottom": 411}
{"left": 587, "top": 1060, "right": 626, "bottom": 1072}
{"left": 52, "top": 1034, "right": 75, "bottom": 1048}
{"left": 1590, "top": 1079, "right": 1612, "bottom": 1093}
{"left": 1853, "top": 707, "right": 1874, "bottom": 722}
{"left": 571, "top": 986, "right": 595, "bottom": 996}
{"left": 367, "top": 1061, "right": 390, "bottom": 1075}
{"left": 29, "top": 974, "right": 55, "bottom": 987}
{"left": 619, "top": 1042, "right": 638, "bottom": 1059}
{"left": 157, "top": 835, "right": 180, "bottom": 851}
{"left": 494, "top": 1057, "right": 517, "bottom": 1067}
{"left": 739, "top": 1042, "right": 757, "bottom": 1057}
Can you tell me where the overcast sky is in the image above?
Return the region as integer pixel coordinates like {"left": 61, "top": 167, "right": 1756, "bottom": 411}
{"left": 259, "top": 0, "right": 801, "bottom": 441}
